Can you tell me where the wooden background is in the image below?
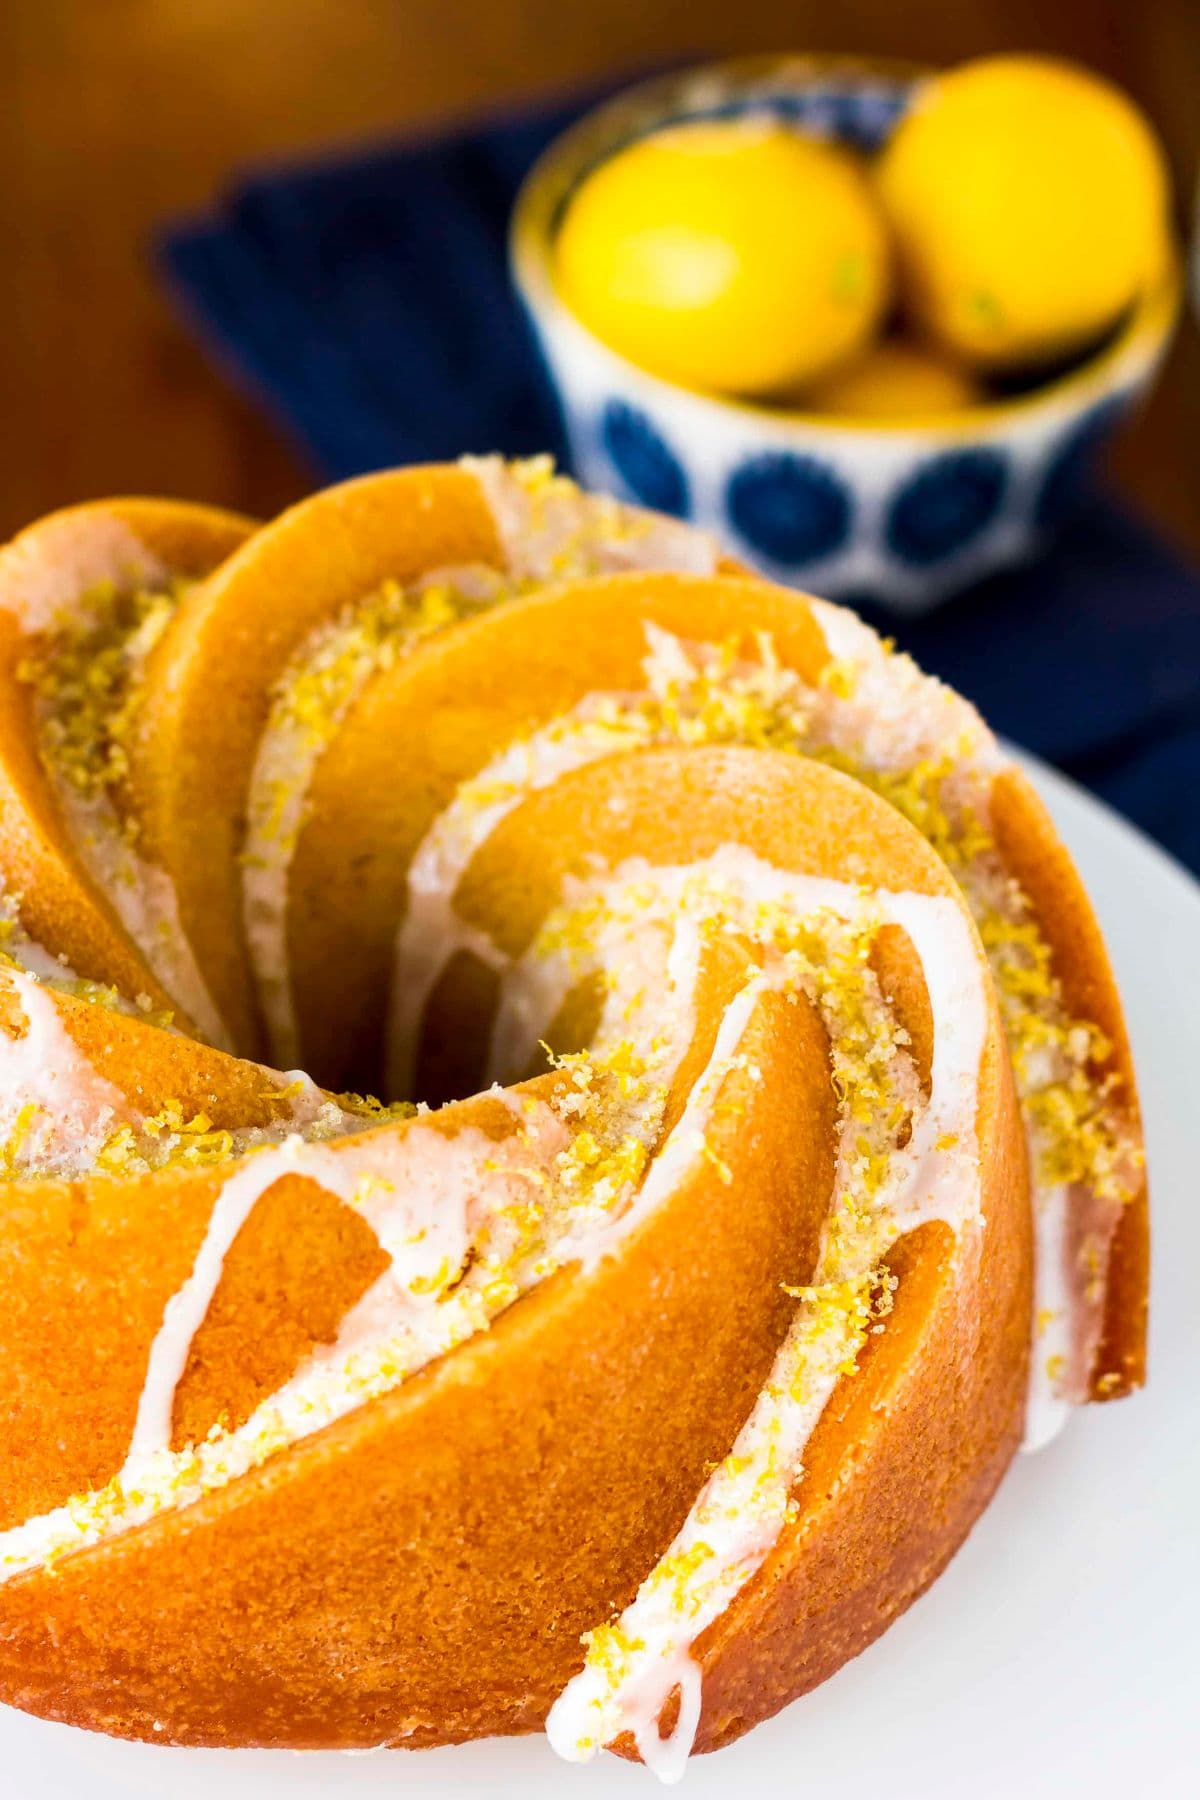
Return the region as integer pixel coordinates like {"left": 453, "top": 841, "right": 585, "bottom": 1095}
{"left": 2, "top": 0, "right": 1196, "bottom": 552}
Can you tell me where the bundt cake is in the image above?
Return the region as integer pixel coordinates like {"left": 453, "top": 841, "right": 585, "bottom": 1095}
{"left": 0, "top": 458, "right": 1146, "bottom": 1777}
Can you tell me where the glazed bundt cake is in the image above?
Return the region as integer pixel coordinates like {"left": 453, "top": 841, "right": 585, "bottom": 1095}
{"left": 0, "top": 458, "right": 1146, "bottom": 1777}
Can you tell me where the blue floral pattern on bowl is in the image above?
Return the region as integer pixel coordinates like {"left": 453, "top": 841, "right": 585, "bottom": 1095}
{"left": 885, "top": 449, "right": 1009, "bottom": 566}
{"left": 726, "top": 453, "right": 853, "bottom": 566}
{"left": 600, "top": 401, "right": 691, "bottom": 517}
{"left": 511, "top": 57, "right": 1180, "bottom": 613}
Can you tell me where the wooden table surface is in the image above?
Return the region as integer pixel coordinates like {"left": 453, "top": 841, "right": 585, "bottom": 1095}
{"left": 2, "top": 0, "right": 1197, "bottom": 554}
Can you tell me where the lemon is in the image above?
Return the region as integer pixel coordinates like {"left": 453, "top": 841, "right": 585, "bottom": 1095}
{"left": 804, "top": 338, "right": 983, "bottom": 418}
{"left": 876, "top": 55, "right": 1172, "bottom": 370}
{"left": 553, "top": 120, "right": 891, "bottom": 397}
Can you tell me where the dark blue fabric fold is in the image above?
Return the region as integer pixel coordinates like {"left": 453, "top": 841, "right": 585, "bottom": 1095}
{"left": 161, "top": 100, "right": 580, "bottom": 473}
{"left": 158, "top": 89, "right": 1200, "bottom": 874}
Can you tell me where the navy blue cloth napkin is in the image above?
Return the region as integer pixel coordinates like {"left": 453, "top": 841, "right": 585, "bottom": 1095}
{"left": 160, "top": 89, "right": 1200, "bottom": 874}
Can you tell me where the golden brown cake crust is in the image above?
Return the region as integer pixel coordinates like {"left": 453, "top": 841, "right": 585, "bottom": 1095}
{"left": 0, "top": 468, "right": 1146, "bottom": 1767}
{"left": 0, "top": 499, "right": 252, "bottom": 1013}
{"left": 989, "top": 768, "right": 1147, "bottom": 1396}
{"left": 0, "top": 754, "right": 1026, "bottom": 1751}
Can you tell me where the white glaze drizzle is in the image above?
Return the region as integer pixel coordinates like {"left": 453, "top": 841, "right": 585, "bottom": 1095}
{"left": 0, "top": 1098, "right": 572, "bottom": 1584}
{"left": 0, "top": 909, "right": 365, "bottom": 1181}
{"left": 123, "top": 1096, "right": 553, "bottom": 1465}
{"left": 545, "top": 860, "right": 989, "bottom": 1778}
{"left": 386, "top": 606, "right": 1125, "bottom": 1450}
{"left": 808, "top": 601, "right": 1129, "bottom": 1444}
{"left": 241, "top": 561, "right": 509, "bottom": 1064}
{"left": 466, "top": 455, "right": 720, "bottom": 583}
{"left": 241, "top": 456, "right": 717, "bottom": 1067}
{"left": 805, "top": 597, "right": 1000, "bottom": 786}
{"left": 1023, "top": 1182, "right": 1074, "bottom": 1452}
{"left": 403, "top": 834, "right": 980, "bottom": 1773}
{"left": 122, "top": 1068, "right": 344, "bottom": 1461}
{"left": 48, "top": 776, "right": 231, "bottom": 1050}
{"left": 0, "top": 968, "right": 128, "bottom": 1177}
{"left": 16, "top": 562, "right": 233, "bottom": 1050}
{"left": 0, "top": 848, "right": 975, "bottom": 1616}
{"left": 384, "top": 610, "right": 987, "bottom": 1103}
{"left": 584, "top": 963, "right": 770, "bottom": 1272}
{"left": 0, "top": 500, "right": 1131, "bottom": 1773}
{"left": 0, "top": 892, "right": 90, "bottom": 985}
{"left": 386, "top": 615, "right": 814, "bottom": 1091}
{"left": 390, "top": 695, "right": 654, "bottom": 1098}
{"left": 0, "top": 514, "right": 167, "bottom": 638}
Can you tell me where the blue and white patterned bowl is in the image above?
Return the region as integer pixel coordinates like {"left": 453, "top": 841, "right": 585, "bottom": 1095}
{"left": 511, "top": 56, "right": 1181, "bottom": 613}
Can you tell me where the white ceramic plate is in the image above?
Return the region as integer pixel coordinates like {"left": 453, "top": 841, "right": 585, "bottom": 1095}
{"left": 5, "top": 753, "right": 1197, "bottom": 1798}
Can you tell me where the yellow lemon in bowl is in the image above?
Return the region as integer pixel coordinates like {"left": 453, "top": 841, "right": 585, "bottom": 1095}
{"left": 876, "top": 55, "right": 1173, "bottom": 371}
{"left": 553, "top": 120, "right": 891, "bottom": 397}
{"left": 803, "top": 337, "right": 984, "bottom": 418}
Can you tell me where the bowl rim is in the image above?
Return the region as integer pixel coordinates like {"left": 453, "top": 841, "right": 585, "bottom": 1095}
{"left": 510, "top": 53, "right": 1183, "bottom": 440}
